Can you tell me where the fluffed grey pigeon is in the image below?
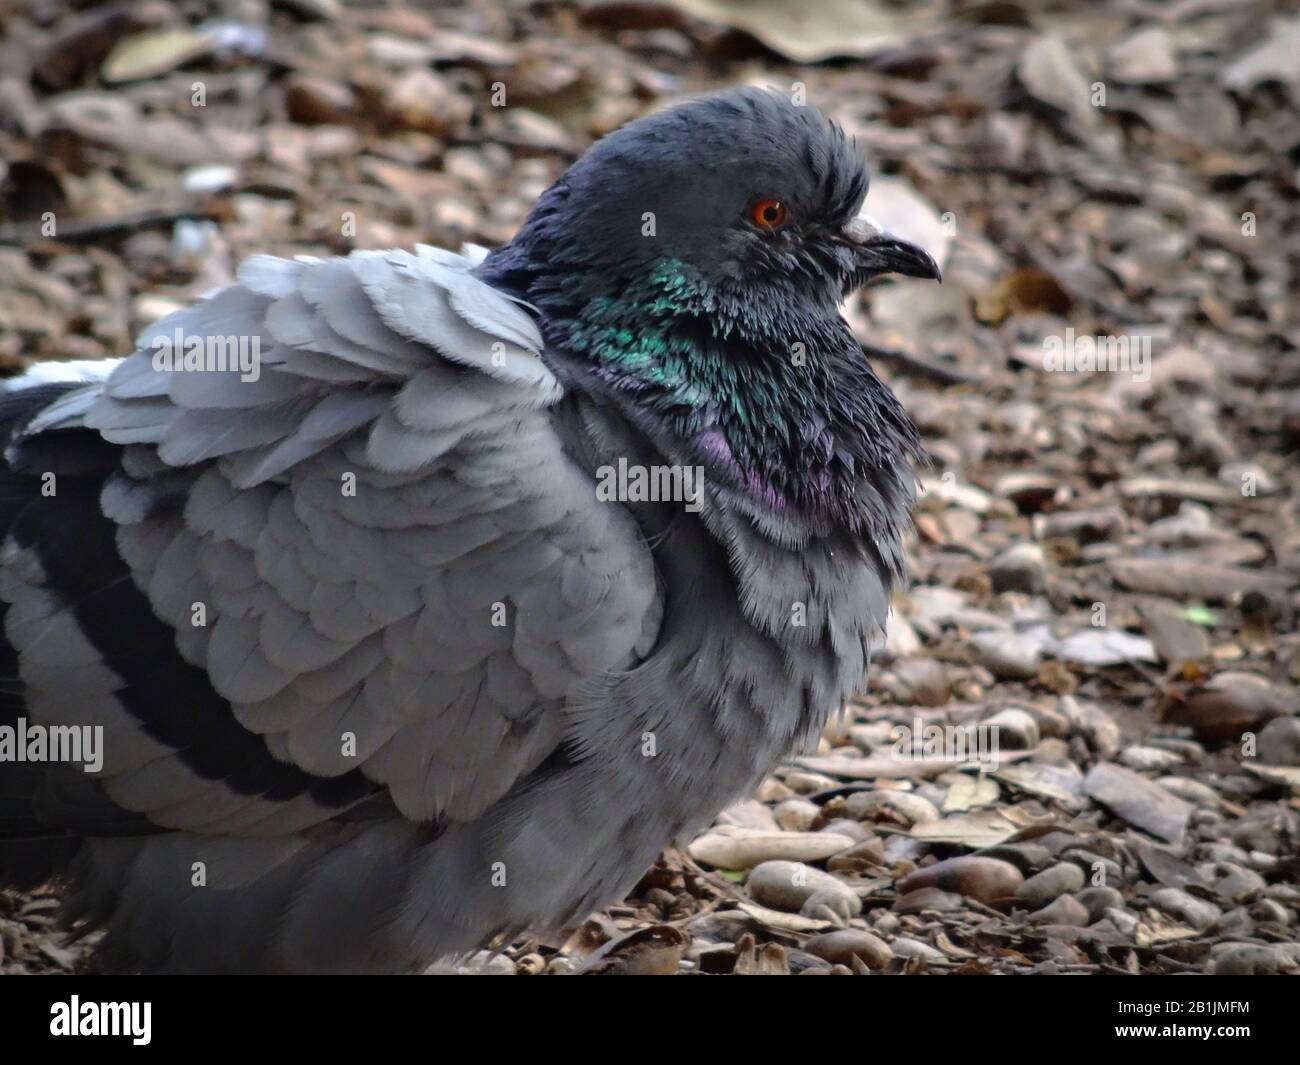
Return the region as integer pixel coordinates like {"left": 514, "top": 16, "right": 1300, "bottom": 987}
{"left": 0, "top": 87, "right": 938, "bottom": 972}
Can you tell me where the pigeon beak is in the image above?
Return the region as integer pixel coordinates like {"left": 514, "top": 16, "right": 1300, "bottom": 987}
{"left": 842, "top": 215, "right": 942, "bottom": 282}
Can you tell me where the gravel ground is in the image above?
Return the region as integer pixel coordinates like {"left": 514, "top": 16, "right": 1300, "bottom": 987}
{"left": 0, "top": 0, "right": 1297, "bottom": 975}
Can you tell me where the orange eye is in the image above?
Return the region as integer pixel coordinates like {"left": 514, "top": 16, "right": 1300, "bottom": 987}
{"left": 749, "top": 198, "right": 788, "bottom": 230}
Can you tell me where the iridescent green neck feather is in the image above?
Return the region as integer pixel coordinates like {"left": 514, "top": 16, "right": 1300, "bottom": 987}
{"left": 542, "top": 258, "right": 918, "bottom": 537}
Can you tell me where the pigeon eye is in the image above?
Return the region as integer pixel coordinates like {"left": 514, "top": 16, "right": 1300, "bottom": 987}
{"left": 748, "top": 198, "right": 788, "bottom": 230}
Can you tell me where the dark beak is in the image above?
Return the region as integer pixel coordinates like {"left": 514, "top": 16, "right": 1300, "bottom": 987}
{"left": 842, "top": 215, "right": 942, "bottom": 281}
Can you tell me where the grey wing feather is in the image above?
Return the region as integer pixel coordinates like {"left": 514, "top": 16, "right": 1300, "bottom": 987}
{"left": 236, "top": 254, "right": 307, "bottom": 299}
{"left": 63, "top": 246, "right": 659, "bottom": 834}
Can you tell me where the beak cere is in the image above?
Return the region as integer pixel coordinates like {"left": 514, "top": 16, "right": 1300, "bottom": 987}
{"left": 842, "top": 215, "right": 943, "bottom": 281}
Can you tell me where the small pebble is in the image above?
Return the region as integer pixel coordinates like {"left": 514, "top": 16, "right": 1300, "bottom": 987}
{"left": 886, "top": 658, "right": 951, "bottom": 706}
{"left": 827, "top": 836, "right": 886, "bottom": 871}
{"left": 1216, "top": 906, "right": 1253, "bottom": 935}
{"left": 782, "top": 771, "right": 838, "bottom": 793}
{"left": 1120, "top": 745, "right": 1183, "bottom": 771}
{"left": 1210, "top": 943, "right": 1297, "bottom": 975}
{"left": 746, "top": 861, "right": 861, "bottom": 921}
{"left": 818, "top": 818, "right": 872, "bottom": 843}
{"left": 1156, "top": 776, "right": 1220, "bottom": 808}
{"left": 1199, "top": 840, "right": 1253, "bottom": 865}
{"left": 898, "top": 855, "right": 1023, "bottom": 902}
{"left": 1028, "top": 894, "right": 1090, "bottom": 926}
{"left": 989, "top": 542, "right": 1047, "bottom": 594}
{"left": 773, "top": 798, "right": 820, "bottom": 831}
{"left": 846, "top": 789, "right": 940, "bottom": 826}
{"left": 893, "top": 887, "right": 964, "bottom": 914}
{"left": 1196, "top": 861, "right": 1266, "bottom": 903}
{"left": 716, "top": 799, "right": 779, "bottom": 831}
{"left": 754, "top": 777, "right": 793, "bottom": 802}
{"left": 1017, "top": 862, "right": 1085, "bottom": 906}
{"left": 983, "top": 707, "right": 1040, "bottom": 750}
{"left": 1076, "top": 886, "right": 1125, "bottom": 923}
{"left": 689, "top": 828, "right": 855, "bottom": 869}
{"left": 804, "top": 929, "right": 893, "bottom": 969}
{"left": 516, "top": 953, "right": 545, "bottom": 975}
{"left": 1264, "top": 883, "right": 1300, "bottom": 905}
{"left": 1256, "top": 716, "right": 1300, "bottom": 766}
{"left": 1149, "top": 887, "right": 1221, "bottom": 931}
{"left": 889, "top": 936, "right": 946, "bottom": 963}
{"left": 968, "top": 631, "right": 1042, "bottom": 680}
{"left": 1061, "top": 849, "right": 1122, "bottom": 886}
{"left": 1248, "top": 898, "right": 1290, "bottom": 926}
{"left": 1105, "top": 907, "right": 1141, "bottom": 937}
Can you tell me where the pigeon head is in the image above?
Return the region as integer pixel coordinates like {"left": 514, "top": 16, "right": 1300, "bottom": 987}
{"left": 487, "top": 88, "right": 939, "bottom": 333}
{"left": 481, "top": 88, "right": 936, "bottom": 543}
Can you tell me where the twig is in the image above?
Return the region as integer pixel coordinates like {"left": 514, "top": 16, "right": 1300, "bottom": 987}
{"left": 0, "top": 205, "right": 219, "bottom": 247}
{"left": 861, "top": 342, "right": 980, "bottom": 386}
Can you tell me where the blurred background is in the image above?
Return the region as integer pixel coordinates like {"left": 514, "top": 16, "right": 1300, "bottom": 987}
{"left": 1, "top": 0, "right": 1298, "bottom": 975}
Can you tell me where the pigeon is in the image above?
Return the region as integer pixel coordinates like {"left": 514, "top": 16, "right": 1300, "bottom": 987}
{"left": 0, "top": 87, "right": 938, "bottom": 973}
